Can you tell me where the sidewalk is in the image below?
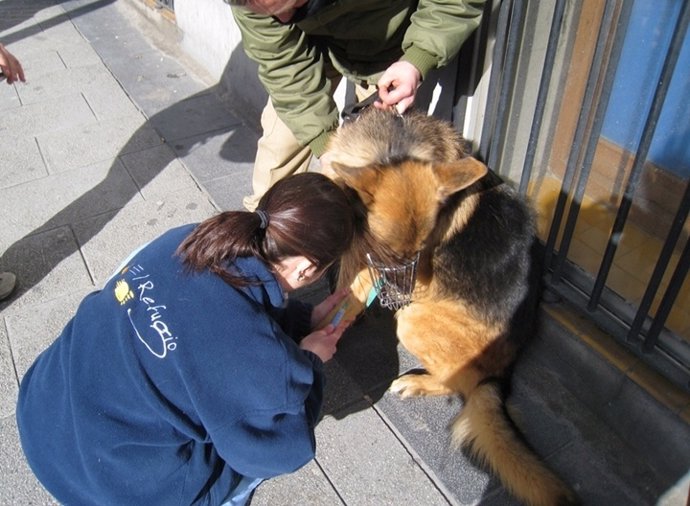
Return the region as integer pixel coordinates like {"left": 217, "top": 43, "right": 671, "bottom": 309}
{"left": 1, "top": 1, "right": 688, "bottom": 505}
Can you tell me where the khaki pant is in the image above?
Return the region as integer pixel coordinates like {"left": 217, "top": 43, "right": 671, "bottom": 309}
{"left": 243, "top": 79, "right": 377, "bottom": 211}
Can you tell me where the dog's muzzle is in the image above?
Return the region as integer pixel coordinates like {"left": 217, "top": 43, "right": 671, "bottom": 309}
{"left": 366, "top": 252, "right": 420, "bottom": 310}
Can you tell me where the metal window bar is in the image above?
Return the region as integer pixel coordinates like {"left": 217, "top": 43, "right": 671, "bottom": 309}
{"left": 551, "top": 0, "right": 633, "bottom": 283}
{"left": 518, "top": 0, "right": 568, "bottom": 196}
{"left": 487, "top": 0, "right": 527, "bottom": 173}
{"left": 631, "top": 176, "right": 690, "bottom": 349}
{"left": 478, "top": 0, "right": 516, "bottom": 165}
{"left": 645, "top": 234, "right": 690, "bottom": 353}
{"left": 544, "top": 0, "right": 621, "bottom": 277}
{"left": 476, "top": 0, "right": 690, "bottom": 388}
{"left": 596, "top": 0, "right": 690, "bottom": 350}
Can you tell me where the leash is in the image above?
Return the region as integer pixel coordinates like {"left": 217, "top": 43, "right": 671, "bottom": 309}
{"left": 340, "top": 91, "right": 380, "bottom": 123}
{"left": 341, "top": 90, "right": 406, "bottom": 123}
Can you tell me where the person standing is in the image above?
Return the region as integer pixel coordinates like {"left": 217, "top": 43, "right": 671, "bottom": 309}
{"left": 17, "top": 172, "right": 356, "bottom": 505}
{"left": 227, "top": 0, "right": 486, "bottom": 210}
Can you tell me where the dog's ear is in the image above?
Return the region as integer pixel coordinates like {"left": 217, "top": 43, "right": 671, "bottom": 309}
{"left": 433, "top": 157, "right": 488, "bottom": 200}
{"left": 331, "top": 162, "right": 379, "bottom": 205}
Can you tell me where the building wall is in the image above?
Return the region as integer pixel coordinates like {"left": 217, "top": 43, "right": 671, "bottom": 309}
{"left": 172, "top": 0, "right": 266, "bottom": 129}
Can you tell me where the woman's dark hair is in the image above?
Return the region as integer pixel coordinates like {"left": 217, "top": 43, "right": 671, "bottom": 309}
{"left": 176, "top": 173, "right": 355, "bottom": 286}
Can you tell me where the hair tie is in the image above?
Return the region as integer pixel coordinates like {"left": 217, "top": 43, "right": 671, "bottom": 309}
{"left": 255, "top": 209, "right": 269, "bottom": 229}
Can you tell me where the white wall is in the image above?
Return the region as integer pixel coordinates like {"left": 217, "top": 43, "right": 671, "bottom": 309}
{"left": 174, "top": 0, "right": 240, "bottom": 81}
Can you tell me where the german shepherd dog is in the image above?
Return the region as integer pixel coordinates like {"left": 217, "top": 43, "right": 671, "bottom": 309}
{"left": 324, "top": 108, "right": 578, "bottom": 506}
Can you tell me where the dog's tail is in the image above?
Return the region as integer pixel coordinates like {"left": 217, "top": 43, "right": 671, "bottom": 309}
{"left": 452, "top": 381, "right": 579, "bottom": 506}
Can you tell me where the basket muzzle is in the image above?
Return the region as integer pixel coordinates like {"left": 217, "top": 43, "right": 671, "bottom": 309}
{"left": 366, "top": 252, "right": 420, "bottom": 310}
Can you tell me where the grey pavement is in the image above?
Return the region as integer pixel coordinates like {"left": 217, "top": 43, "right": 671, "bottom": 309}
{"left": 1, "top": 1, "right": 689, "bottom": 505}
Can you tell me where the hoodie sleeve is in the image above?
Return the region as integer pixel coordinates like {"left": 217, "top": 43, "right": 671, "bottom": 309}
{"left": 280, "top": 299, "right": 314, "bottom": 343}
{"left": 200, "top": 320, "right": 325, "bottom": 479}
{"left": 213, "top": 353, "right": 324, "bottom": 479}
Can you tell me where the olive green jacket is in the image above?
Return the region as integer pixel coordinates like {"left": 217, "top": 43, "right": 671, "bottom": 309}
{"left": 232, "top": 0, "right": 485, "bottom": 156}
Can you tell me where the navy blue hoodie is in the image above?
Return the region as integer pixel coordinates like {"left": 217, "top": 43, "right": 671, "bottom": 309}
{"left": 17, "top": 224, "right": 323, "bottom": 505}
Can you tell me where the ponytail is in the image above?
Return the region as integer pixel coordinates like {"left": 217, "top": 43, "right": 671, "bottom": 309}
{"left": 176, "top": 173, "right": 354, "bottom": 287}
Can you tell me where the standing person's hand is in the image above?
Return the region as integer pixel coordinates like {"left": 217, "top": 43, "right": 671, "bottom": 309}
{"left": 375, "top": 60, "right": 421, "bottom": 114}
{"left": 0, "top": 43, "right": 25, "bottom": 84}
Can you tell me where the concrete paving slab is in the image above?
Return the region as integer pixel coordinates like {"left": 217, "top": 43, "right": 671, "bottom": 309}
{"left": 0, "top": 4, "right": 56, "bottom": 36}
{"left": 0, "top": 325, "right": 18, "bottom": 419}
{"left": 508, "top": 365, "right": 588, "bottom": 459}
{"left": 531, "top": 315, "right": 630, "bottom": 411}
{"left": 34, "top": 12, "right": 87, "bottom": 46}
{"left": 15, "top": 62, "right": 120, "bottom": 105}
{"left": 544, "top": 437, "right": 656, "bottom": 506}
{"left": 0, "top": 136, "right": 48, "bottom": 189}
{"left": 333, "top": 308, "right": 421, "bottom": 401}
{"left": 28, "top": 3, "right": 74, "bottom": 24}
{"left": 146, "top": 90, "right": 244, "bottom": 143}
{"left": 170, "top": 124, "right": 259, "bottom": 176}
{"left": 202, "top": 174, "right": 253, "bottom": 213}
{"left": 0, "top": 93, "right": 96, "bottom": 140}
{"left": 119, "top": 143, "right": 201, "bottom": 200}
{"left": 373, "top": 390, "right": 496, "bottom": 506}
{"left": 0, "top": 416, "right": 58, "bottom": 506}
{"left": 74, "top": 189, "right": 217, "bottom": 284}
{"left": 320, "top": 358, "right": 368, "bottom": 418}
{"left": 37, "top": 113, "right": 162, "bottom": 172}
{"left": 54, "top": 39, "right": 105, "bottom": 68}
{"left": 251, "top": 460, "right": 343, "bottom": 506}
{"left": 170, "top": 128, "right": 257, "bottom": 210}
{"left": 13, "top": 48, "right": 66, "bottom": 78}
{"left": 103, "top": 49, "right": 209, "bottom": 116}
{"left": 73, "top": 11, "right": 157, "bottom": 62}
{"left": 6, "top": 288, "right": 92, "bottom": 381}
{"left": 81, "top": 76, "right": 143, "bottom": 121}
{"left": 317, "top": 401, "right": 451, "bottom": 506}
{"left": 0, "top": 227, "right": 94, "bottom": 309}
{"left": 602, "top": 375, "right": 690, "bottom": 479}
{"left": 0, "top": 80, "right": 21, "bottom": 111}
{"left": 0, "top": 157, "right": 142, "bottom": 240}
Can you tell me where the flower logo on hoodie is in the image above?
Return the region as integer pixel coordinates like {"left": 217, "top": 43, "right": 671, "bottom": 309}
{"left": 114, "top": 280, "right": 134, "bottom": 305}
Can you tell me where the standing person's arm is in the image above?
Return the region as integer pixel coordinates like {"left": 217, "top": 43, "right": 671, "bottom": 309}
{"left": 232, "top": 10, "right": 339, "bottom": 157}
{"left": 0, "top": 43, "right": 25, "bottom": 84}
{"left": 377, "top": 0, "right": 486, "bottom": 112}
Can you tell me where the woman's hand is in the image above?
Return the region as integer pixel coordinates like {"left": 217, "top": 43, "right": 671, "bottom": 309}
{"left": 311, "top": 287, "right": 350, "bottom": 329}
{"left": 301, "top": 288, "right": 352, "bottom": 362}
{"left": 299, "top": 322, "right": 349, "bottom": 362}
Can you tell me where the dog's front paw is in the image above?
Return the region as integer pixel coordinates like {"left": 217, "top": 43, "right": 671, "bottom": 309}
{"left": 390, "top": 375, "right": 424, "bottom": 398}
{"left": 390, "top": 373, "right": 453, "bottom": 398}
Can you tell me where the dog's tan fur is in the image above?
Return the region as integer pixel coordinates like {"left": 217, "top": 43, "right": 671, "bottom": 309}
{"left": 325, "top": 108, "right": 578, "bottom": 506}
